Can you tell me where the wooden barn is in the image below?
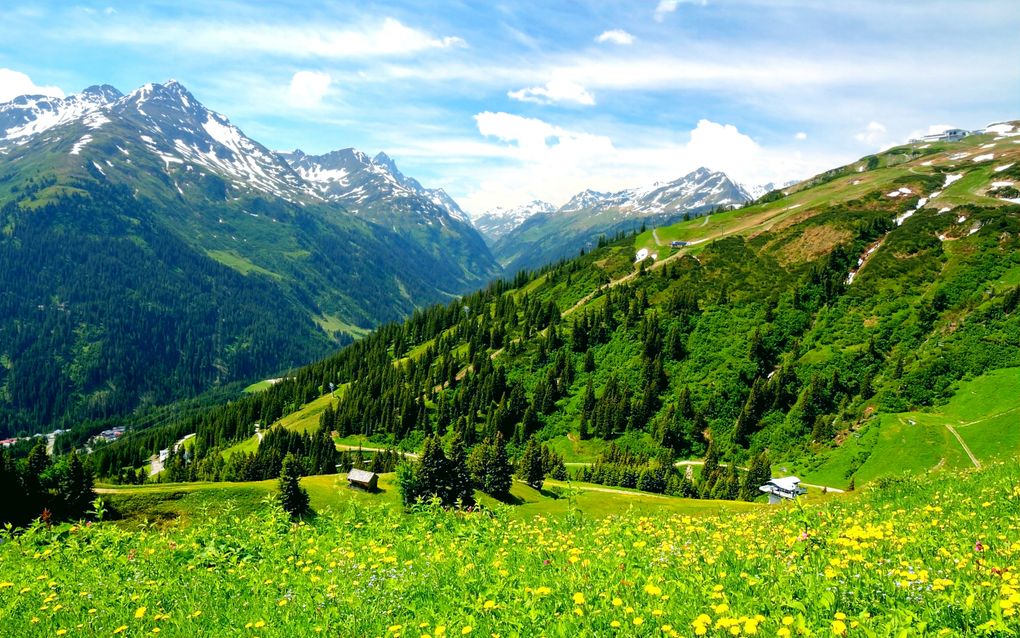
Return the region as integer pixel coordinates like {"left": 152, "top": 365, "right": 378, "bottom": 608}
{"left": 346, "top": 468, "right": 379, "bottom": 492}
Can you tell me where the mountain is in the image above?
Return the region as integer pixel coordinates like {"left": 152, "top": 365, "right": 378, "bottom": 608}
{"left": 741, "top": 180, "right": 795, "bottom": 200}
{"left": 471, "top": 200, "right": 556, "bottom": 243}
{"left": 87, "top": 120, "right": 1020, "bottom": 498}
{"left": 279, "top": 149, "right": 496, "bottom": 283}
{"left": 492, "top": 168, "right": 750, "bottom": 274}
{"left": 0, "top": 80, "right": 499, "bottom": 435}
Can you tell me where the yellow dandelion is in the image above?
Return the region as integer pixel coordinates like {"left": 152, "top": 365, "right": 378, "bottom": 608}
{"left": 644, "top": 583, "right": 662, "bottom": 596}
{"left": 633, "top": 617, "right": 644, "bottom": 626}
{"left": 254, "top": 620, "right": 266, "bottom": 629}
{"left": 135, "top": 607, "right": 147, "bottom": 619}
{"left": 113, "top": 626, "right": 128, "bottom": 634}
{"left": 573, "top": 592, "right": 586, "bottom": 605}
{"left": 461, "top": 627, "right": 472, "bottom": 635}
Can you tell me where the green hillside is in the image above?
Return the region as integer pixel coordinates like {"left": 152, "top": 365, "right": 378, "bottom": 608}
{"left": 90, "top": 124, "right": 1020, "bottom": 504}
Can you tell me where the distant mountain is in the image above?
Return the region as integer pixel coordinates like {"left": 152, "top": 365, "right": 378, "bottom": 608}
{"left": 493, "top": 168, "right": 749, "bottom": 274}
{"left": 741, "top": 180, "right": 798, "bottom": 201}
{"left": 472, "top": 200, "right": 556, "bottom": 243}
{"left": 0, "top": 80, "right": 499, "bottom": 434}
{"left": 279, "top": 149, "right": 496, "bottom": 283}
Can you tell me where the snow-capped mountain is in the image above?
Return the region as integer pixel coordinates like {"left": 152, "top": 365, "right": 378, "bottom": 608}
{"left": 741, "top": 180, "right": 799, "bottom": 200}
{"left": 280, "top": 148, "right": 470, "bottom": 224}
{"left": 472, "top": 200, "right": 556, "bottom": 243}
{"left": 492, "top": 168, "right": 749, "bottom": 274}
{"left": 0, "top": 79, "right": 501, "bottom": 354}
{"left": 0, "top": 84, "right": 122, "bottom": 145}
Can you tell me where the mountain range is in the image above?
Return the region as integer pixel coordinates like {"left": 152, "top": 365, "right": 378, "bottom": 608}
{"left": 0, "top": 80, "right": 500, "bottom": 434}
{"left": 488, "top": 167, "right": 751, "bottom": 273}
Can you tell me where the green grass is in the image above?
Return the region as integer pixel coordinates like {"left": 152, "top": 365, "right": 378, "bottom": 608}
{"left": 313, "top": 313, "right": 371, "bottom": 338}
{"left": 99, "top": 473, "right": 402, "bottom": 528}
{"left": 793, "top": 368, "right": 1020, "bottom": 488}
{"left": 242, "top": 379, "right": 279, "bottom": 394}
{"left": 205, "top": 249, "right": 282, "bottom": 279}
{"left": 7, "top": 460, "right": 1020, "bottom": 636}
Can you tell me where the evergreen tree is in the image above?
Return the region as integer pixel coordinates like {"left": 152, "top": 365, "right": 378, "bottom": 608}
{"left": 278, "top": 453, "right": 310, "bottom": 518}
{"left": 58, "top": 451, "right": 96, "bottom": 519}
{"left": 517, "top": 437, "right": 545, "bottom": 490}
{"left": 417, "top": 435, "right": 451, "bottom": 503}
{"left": 447, "top": 433, "right": 475, "bottom": 506}
{"left": 483, "top": 434, "right": 514, "bottom": 495}
{"left": 740, "top": 450, "right": 771, "bottom": 502}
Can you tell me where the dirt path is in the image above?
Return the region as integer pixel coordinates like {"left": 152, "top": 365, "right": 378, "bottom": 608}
{"left": 652, "top": 228, "right": 665, "bottom": 246}
{"left": 541, "top": 479, "right": 671, "bottom": 499}
{"left": 945, "top": 424, "right": 981, "bottom": 468}
{"left": 336, "top": 444, "right": 418, "bottom": 459}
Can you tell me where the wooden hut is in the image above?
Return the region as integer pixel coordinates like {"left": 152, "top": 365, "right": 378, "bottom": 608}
{"left": 346, "top": 468, "right": 379, "bottom": 492}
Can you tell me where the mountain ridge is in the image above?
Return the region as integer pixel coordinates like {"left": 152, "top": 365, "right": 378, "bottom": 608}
{"left": 492, "top": 167, "right": 750, "bottom": 273}
{"left": 0, "top": 79, "right": 500, "bottom": 434}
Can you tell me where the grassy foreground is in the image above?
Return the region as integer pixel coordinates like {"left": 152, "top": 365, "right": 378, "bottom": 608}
{"left": 3, "top": 464, "right": 1020, "bottom": 637}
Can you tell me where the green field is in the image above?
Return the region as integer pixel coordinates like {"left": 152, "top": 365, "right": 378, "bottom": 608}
{"left": 100, "top": 471, "right": 754, "bottom": 528}
{"left": 7, "top": 459, "right": 1020, "bottom": 636}
{"left": 790, "top": 368, "right": 1020, "bottom": 488}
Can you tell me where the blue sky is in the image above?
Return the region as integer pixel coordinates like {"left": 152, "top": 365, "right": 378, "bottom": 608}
{"left": 1, "top": 0, "right": 1018, "bottom": 214}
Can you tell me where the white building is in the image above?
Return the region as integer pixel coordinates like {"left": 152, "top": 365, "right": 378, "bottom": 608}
{"left": 759, "top": 476, "right": 807, "bottom": 504}
{"left": 919, "top": 128, "right": 971, "bottom": 143}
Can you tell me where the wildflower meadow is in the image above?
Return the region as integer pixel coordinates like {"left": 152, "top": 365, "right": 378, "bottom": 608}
{"left": 2, "top": 463, "right": 1019, "bottom": 637}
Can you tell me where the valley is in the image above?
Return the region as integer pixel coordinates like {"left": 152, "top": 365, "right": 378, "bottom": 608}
{"left": 0, "top": 6, "right": 1018, "bottom": 633}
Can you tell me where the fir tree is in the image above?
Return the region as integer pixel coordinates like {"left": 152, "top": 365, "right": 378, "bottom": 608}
{"left": 278, "top": 453, "right": 310, "bottom": 518}
{"left": 58, "top": 451, "right": 96, "bottom": 519}
{"left": 447, "top": 433, "right": 475, "bottom": 506}
{"left": 517, "top": 437, "right": 545, "bottom": 490}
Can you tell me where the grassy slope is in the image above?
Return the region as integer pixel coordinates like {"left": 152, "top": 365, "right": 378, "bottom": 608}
{"left": 99, "top": 472, "right": 754, "bottom": 528}
{"left": 784, "top": 367, "right": 1020, "bottom": 488}
{"left": 8, "top": 460, "right": 1020, "bottom": 636}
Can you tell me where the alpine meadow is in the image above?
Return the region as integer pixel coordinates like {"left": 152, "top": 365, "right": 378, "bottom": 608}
{"left": 2, "top": 2, "right": 1020, "bottom": 637}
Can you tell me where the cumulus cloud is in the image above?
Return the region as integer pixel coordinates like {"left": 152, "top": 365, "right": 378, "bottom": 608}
{"left": 507, "top": 79, "right": 595, "bottom": 106}
{"left": 595, "top": 29, "right": 635, "bottom": 45}
{"left": 654, "top": 0, "right": 706, "bottom": 22}
{"left": 854, "top": 121, "right": 887, "bottom": 146}
{"left": 287, "top": 70, "right": 332, "bottom": 108}
{"left": 474, "top": 112, "right": 613, "bottom": 159}
{"left": 794, "top": 131, "right": 808, "bottom": 141}
{"left": 0, "top": 68, "right": 65, "bottom": 102}
{"left": 457, "top": 114, "right": 832, "bottom": 214}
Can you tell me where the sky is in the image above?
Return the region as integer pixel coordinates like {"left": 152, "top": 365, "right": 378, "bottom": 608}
{"left": 1, "top": 1, "right": 1018, "bottom": 215}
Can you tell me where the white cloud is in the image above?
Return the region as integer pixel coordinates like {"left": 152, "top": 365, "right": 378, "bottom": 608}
{"left": 456, "top": 114, "right": 835, "bottom": 214}
{"left": 474, "top": 112, "right": 613, "bottom": 159}
{"left": 854, "top": 121, "right": 887, "bottom": 147}
{"left": 655, "top": 0, "right": 706, "bottom": 22}
{"left": 507, "top": 79, "right": 596, "bottom": 106}
{"left": 595, "top": 29, "right": 635, "bottom": 45}
{"left": 794, "top": 131, "right": 808, "bottom": 141}
{"left": 61, "top": 17, "right": 465, "bottom": 59}
{"left": 287, "top": 71, "right": 332, "bottom": 108}
{"left": 904, "top": 123, "right": 956, "bottom": 141}
{"left": 0, "top": 68, "right": 65, "bottom": 102}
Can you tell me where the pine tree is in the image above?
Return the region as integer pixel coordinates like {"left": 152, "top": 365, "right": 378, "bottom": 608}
{"left": 447, "top": 433, "right": 474, "bottom": 506}
{"left": 740, "top": 450, "right": 771, "bottom": 501}
{"left": 484, "top": 434, "right": 514, "bottom": 495}
{"left": 58, "top": 451, "right": 96, "bottom": 519}
{"left": 517, "top": 437, "right": 545, "bottom": 490}
{"left": 417, "top": 435, "right": 451, "bottom": 503}
{"left": 278, "top": 453, "right": 310, "bottom": 518}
